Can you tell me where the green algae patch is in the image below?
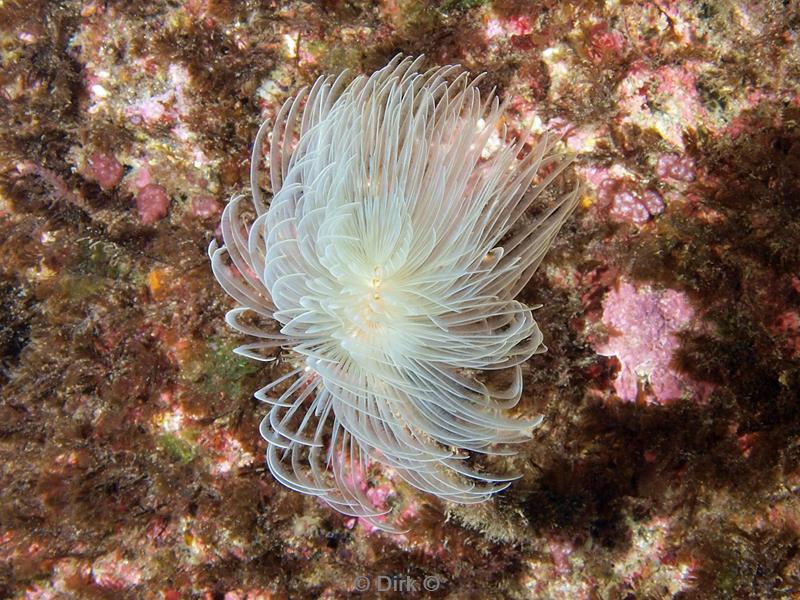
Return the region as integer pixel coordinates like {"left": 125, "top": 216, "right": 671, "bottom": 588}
{"left": 180, "top": 338, "right": 261, "bottom": 399}
{"left": 159, "top": 433, "right": 196, "bottom": 464}
{"left": 52, "top": 273, "right": 109, "bottom": 302}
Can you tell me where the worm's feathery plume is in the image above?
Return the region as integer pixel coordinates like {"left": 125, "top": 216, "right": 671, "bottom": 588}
{"left": 210, "top": 56, "right": 579, "bottom": 531}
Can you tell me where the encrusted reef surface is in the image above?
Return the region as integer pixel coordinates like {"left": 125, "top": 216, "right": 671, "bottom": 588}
{"left": 2, "top": 1, "right": 799, "bottom": 598}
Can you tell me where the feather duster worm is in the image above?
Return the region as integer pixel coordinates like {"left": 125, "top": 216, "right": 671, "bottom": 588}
{"left": 209, "top": 56, "right": 579, "bottom": 531}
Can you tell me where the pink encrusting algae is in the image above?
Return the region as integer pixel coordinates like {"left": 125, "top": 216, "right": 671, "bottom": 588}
{"left": 599, "top": 179, "right": 665, "bottom": 225}
{"left": 595, "top": 281, "right": 711, "bottom": 404}
{"left": 88, "top": 153, "right": 124, "bottom": 190}
{"left": 135, "top": 183, "right": 170, "bottom": 225}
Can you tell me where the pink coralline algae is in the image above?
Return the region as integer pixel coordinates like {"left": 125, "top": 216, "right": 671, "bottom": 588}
{"left": 190, "top": 194, "right": 221, "bottom": 218}
{"left": 599, "top": 179, "right": 664, "bottom": 224}
{"left": 596, "top": 282, "right": 703, "bottom": 404}
{"left": 124, "top": 64, "right": 192, "bottom": 126}
{"left": 136, "top": 183, "right": 170, "bottom": 225}
{"left": 772, "top": 311, "right": 800, "bottom": 357}
{"left": 617, "top": 63, "right": 707, "bottom": 149}
{"left": 586, "top": 24, "right": 625, "bottom": 64}
{"left": 485, "top": 15, "right": 532, "bottom": 40}
{"left": 88, "top": 153, "right": 124, "bottom": 190}
{"left": 656, "top": 154, "right": 696, "bottom": 182}
{"left": 90, "top": 550, "right": 143, "bottom": 590}
{"left": 610, "top": 189, "right": 664, "bottom": 224}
